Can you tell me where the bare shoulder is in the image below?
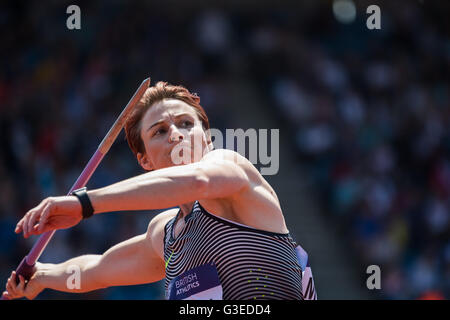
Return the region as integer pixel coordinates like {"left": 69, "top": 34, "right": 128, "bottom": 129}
{"left": 199, "top": 149, "right": 286, "bottom": 233}
{"left": 201, "top": 148, "right": 262, "bottom": 182}
{"left": 202, "top": 148, "right": 275, "bottom": 196}
{"left": 146, "top": 208, "right": 179, "bottom": 260}
{"left": 201, "top": 148, "right": 252, "bottom": 165}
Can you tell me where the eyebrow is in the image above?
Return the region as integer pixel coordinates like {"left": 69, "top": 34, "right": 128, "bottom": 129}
{"left": 146, "top": 113, "right": 193, "bottom": 132}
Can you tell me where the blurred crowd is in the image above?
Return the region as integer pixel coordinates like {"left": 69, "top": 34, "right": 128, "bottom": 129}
{"left": 0, "top": 0, "right": 448, "bottom": 299}
{"left": 246, "top": 1, "right": 450, "bottom": 299}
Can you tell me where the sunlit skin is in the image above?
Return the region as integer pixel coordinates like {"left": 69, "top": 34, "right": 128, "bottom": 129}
{"left": 4, "top": 98, "right": 288, "bottom": 300}
{"left": 136, "top": 99, "right": 212, "bottom": 216}
{"left": 138, "top": 99, "right": 210, "bottom": 169}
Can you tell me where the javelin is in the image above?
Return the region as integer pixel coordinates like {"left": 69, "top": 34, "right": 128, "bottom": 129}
{"left": 2, "top": 77, "right": 150, "bottom": 298}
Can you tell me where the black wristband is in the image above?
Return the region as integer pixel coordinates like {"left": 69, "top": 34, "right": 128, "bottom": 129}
{"left": 71, "top": 187, "right": 94, "bottom": 219}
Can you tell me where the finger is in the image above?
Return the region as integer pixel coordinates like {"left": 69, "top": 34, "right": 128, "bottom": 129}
{"left": 15, "top": 218, "right": 24, "bottom": 233}
{"left": 29, "top": 212, "right": 44, "bottom": 236}
{"left": 37, "top": 203, "right": 52, "bottom": 233}
{"left": 34, "top": 223, "right": 49, "bottom": 235}
{"left": 21, "top": 200, "right": 48, "bottom": 237}
{"left": 24, "top": 210, "right": 38, "bottom": 238}
{"left": 5, "top": 278, "right": 13, "bottom": 295}
{"left": 22, "top": 212, "right": 30, "bottom": 238}
{"left": 17, "top": 275, "right": 26, "bottom": 293}
{"left": 2, "top": 291, "right": 11, "bottom": 300}
{"left": 16, "top": 213, "right": 29, "bottom": 234}
{"left": 6, "top": 274, "right": 17, "bottom": 297}
{"left": 11, "top": 271, "right": 19, "bottom": 290}
{"left": 27, "top": 208, "right": 42, "bottom": 237}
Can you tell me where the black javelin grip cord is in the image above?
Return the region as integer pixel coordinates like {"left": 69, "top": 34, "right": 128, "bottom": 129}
{"left": 1, "top": 77, "right": 151, "bottom": 300}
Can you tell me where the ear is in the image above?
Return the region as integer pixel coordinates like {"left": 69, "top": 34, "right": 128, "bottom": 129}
{"left": 207, "top": 140, "right": 214, "bottom": 151}
{"left": 204, "top": 129, "right": 214, "bottom": 151}
{"left": 137, "top": 152, "right": 154, "bottom": 171}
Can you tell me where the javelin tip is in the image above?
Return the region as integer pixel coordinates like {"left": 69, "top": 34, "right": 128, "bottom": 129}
{"left": 142, "top": 77, "right": 151, "bottom": 87}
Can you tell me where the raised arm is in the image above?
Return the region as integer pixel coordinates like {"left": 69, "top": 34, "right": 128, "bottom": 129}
{"left": 87, "top": 149, "right": 250, "bottom": 213}
{"left": 4, "top": 213, "right": 169, "bottom": 299}
{"left": 16, "top": 149, "right": 252, "bottom": 238}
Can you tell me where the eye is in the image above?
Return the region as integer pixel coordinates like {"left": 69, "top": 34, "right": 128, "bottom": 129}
{"left": 181, "top": 120, "right": 193, "bottom": 127}
{"left": 153, "top": 128, "right": 166, "bottom": 136}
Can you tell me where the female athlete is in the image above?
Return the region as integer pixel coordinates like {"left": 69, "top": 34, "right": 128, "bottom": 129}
{"left": 4, "top": 81, "right": 315, "bottom": 300}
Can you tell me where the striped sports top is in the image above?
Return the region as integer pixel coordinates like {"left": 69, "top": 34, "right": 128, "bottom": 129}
{"left": 163, "top": 200, "right": 305, "bottom": 300}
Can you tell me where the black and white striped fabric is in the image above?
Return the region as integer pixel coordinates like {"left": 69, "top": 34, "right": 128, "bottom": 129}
{"left": 163, "top": 201, "right": 307, "bottom": 300}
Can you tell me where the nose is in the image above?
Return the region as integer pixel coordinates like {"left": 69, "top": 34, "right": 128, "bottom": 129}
{"left": 168, "top": 125, "right": 184, "bottom": 143}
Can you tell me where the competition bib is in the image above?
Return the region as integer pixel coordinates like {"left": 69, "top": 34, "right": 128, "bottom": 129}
{"left": 295, "top": 245, "right": 318, "bottom": 300}
{"left": 166, "top": 262, "right": 223, "bottom": 300}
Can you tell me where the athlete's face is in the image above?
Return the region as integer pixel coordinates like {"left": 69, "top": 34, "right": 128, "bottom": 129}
{"left": 137, "top": 99, "right": 211, "bottom": 171}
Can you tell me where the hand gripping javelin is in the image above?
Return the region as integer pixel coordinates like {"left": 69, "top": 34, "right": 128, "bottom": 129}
{"left": 1, "top": 77, "right": 151, "bottom": 300}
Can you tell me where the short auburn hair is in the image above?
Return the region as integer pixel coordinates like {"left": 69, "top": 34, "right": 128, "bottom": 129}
{"left": 124, "top": 81, "right": 210, "bottom": 158}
